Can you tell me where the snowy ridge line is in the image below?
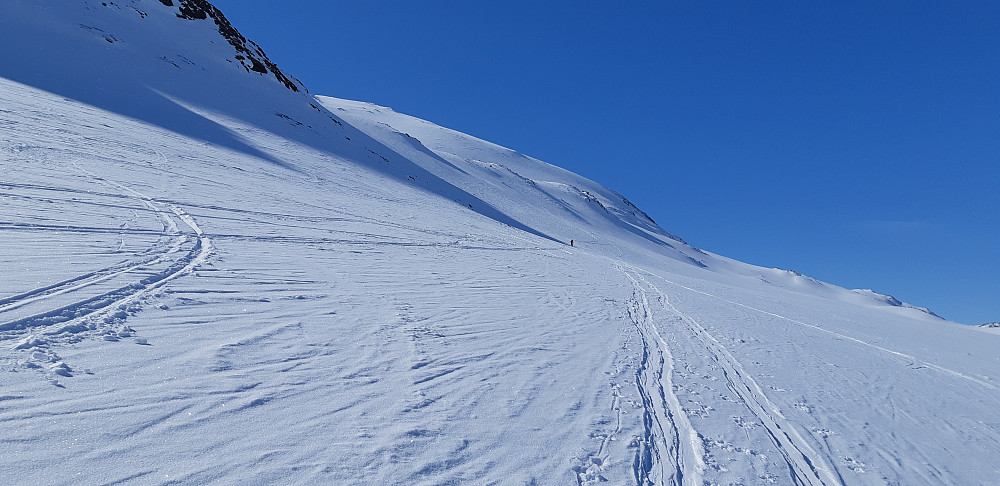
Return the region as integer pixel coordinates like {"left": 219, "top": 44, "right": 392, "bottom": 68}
{"left": 635, "top": 268, "right": 999, "bottom": 392}
{"left": 621, "top": 267, "right": 704, "bottom": 486}
{"left": 635, "top": 272, "right": 840, "bottom": 486}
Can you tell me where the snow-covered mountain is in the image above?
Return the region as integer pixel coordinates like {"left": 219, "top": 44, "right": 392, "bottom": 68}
{"left": 1, "top": 1, "right": 998, "bottom": 485}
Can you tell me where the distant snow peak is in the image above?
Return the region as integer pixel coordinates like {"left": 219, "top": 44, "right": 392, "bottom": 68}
{"left": 852, "top": 289, "right": 942, "bottom": 319}
{"left": 772, "top": 268, "right": 824, "bottom": 286}
{"left": 853, "top": 288, "right": 903, "bottom": 307}
{"left": 156, "top": 0, "right": 303, "bottom": 91}
{"left": 981, "top": 322, "right": 1000, "bottom": 328}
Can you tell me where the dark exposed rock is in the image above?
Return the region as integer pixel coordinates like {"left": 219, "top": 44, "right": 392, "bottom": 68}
{"left": 168, "top": 0, "right": 302, "bottom": 92}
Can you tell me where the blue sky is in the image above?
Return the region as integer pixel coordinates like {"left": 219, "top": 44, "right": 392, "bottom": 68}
{"left": 210, "top": 1, "right": 999, "bottom": 325}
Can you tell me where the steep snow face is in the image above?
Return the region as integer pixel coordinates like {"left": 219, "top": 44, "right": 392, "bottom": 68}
{"left": 1, "top": 0, "right": 303, "bottom": 102}
{"left": 0, "top": 0, "right": 330, "bottom": 170}
{"left": 317, "top": 97, "right": 953, "bottom": 322}
{"left": 2, "top": 1, "right": 1000, "bottom": 485}
{"left": 317, "top": 97, "right": 707, "bottom": 269}
{"left": 0, "top": 0, "right": 576, "bottom": 243}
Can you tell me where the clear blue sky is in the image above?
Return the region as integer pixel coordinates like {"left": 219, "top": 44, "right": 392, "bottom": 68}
{"left": 210, "top": 0, "right": 999, "bottom": 325}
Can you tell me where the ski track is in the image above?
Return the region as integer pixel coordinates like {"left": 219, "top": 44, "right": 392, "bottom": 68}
{"left": 620, "top": 267, "right": 704, "bottom": 486}
{"left": 634, "top": 267, "right": 999, "bottom": 393}
{"left": 633, "top": 271, "right": 840, "bottom": 486}
{"left": 0, "top": 29, "right": 995, "bottom": 480}
{"left": 0, "top": 255, "right": 164, "bottom": 314}
{"left": 1, "top": 162, "right": 212, "bottom": 378}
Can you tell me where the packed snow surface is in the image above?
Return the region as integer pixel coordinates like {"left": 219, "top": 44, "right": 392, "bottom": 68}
{"left": 1, "top": 1, "right": 999, "bottom": 485}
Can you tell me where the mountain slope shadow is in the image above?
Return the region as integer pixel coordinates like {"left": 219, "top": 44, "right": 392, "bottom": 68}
{"left": 0, "top": 0, "right": 558, "bottom": 243}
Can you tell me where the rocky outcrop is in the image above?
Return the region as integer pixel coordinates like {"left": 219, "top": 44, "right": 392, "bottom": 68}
{"left": 163, "top": 0, "right": 303, "bottom": 92}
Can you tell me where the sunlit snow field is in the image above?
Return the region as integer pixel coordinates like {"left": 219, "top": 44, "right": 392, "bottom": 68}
{"left": 1, "top": 1, "right": 999, "bottom": 485}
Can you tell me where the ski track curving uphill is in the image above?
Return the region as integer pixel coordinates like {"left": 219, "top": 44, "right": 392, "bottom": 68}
{"left": 1, "top": 164, "right": 212, "bottom": 379}
{"left": 620, "top": 266, "right": 705, "bottom": 486}
{"left": 626, "top": 268, "right": 840, "bottom": 486}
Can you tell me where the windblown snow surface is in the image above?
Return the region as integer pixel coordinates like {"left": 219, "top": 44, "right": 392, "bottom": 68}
{"left": 1, "top": 1, "right": 999, "bottom": 485}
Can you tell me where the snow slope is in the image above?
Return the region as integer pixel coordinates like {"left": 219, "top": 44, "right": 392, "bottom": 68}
{"left": 1, "top": 1, "right": 999, "bottom": 485}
